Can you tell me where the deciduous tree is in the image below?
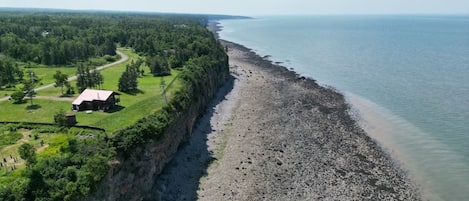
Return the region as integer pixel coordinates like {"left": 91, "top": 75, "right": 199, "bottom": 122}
{"left": 10, "top": 90, "right": 25, "bottom": 103}
{"left": 23, "top": 71, "right": 36, "bottom": 106}
{"left": 18, "top": 143, "right": 36, "bottom": 168}
{"left": 53, "top": 70, "right": 69, "bottom": 95}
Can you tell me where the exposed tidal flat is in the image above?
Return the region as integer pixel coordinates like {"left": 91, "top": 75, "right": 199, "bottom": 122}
{"left": 217, "top": 15, "right": 469, "bottom": 201}
{"left": 152, "top": 39, "right": 421, "bottom": 200}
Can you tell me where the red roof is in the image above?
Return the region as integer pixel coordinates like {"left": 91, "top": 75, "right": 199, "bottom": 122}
{"left": 72, "top": 89, "right": 115, "bottom": 105}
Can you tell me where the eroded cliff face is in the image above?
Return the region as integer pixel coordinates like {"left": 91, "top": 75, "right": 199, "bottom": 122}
{"left": 82, "top": 54, "right": 229, "bottom": 201}
{"left": 83, "top": 107, "right": 198, "bottom": 201}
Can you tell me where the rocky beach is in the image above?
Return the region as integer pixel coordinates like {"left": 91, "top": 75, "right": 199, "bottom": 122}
{"left": 151, "top": 38, "right": 421, "bottom": 200}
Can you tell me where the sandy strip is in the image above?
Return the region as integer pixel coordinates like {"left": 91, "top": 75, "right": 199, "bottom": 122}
{"left": 151, "top": 40, "right": 421, "bottom": 201}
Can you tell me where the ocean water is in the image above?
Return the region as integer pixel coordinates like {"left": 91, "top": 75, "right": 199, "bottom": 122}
{"left": 219, "top": 15, "right": 469, "bottom": 201}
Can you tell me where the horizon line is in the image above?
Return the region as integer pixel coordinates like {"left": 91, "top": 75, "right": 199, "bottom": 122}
{"left": 0, "top": 7, "right": 468, "bottom": 17}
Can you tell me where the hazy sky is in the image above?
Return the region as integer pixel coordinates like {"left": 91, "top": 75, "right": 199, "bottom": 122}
{"left": 1, "top": 0, "right": 468, "bottom": 15}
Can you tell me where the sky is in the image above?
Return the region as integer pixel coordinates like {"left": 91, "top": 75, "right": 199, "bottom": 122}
{"left": 0, "top": 0, "right": 468, "bottom": 16}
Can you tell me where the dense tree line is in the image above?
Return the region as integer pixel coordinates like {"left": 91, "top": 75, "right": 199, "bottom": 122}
{"left": 146, "top": 55, "right": 171, "bottom": 76}
{"left": 0, "top": 13, "right": 117, "bottom": 65}
{"left": 1, "top": 12, "right": 222, "bottom": 91}
{"left": 0, "top": 12, "right": 214, "bottom": 68}
{"left": 0, "top": 58, "right": 23, "bottom": 87}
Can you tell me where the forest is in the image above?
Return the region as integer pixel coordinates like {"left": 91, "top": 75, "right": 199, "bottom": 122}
{"left": 0, "top": 10, "right": 229, "bottom": 201}
{"left": 0, "top": 11, "right": 218, "bottom": 90}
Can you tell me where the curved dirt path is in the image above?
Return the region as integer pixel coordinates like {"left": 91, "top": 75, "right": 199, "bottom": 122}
{"left": 0, "top": 50, "right": 129, "bottom": 102}
{"left": 34, "top": 96, "right": 74, "bottom": 102}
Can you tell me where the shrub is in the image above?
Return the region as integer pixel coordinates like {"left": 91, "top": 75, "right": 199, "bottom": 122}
{"left": 54, "top": 110, "right": 67, "bottom": 127}
{"left": 0, "top": 131, "right": 22, "bottom": 146}
{"left": 18, "top": 143, "right": 36, "bottom": 168}
{"left": 10, "top": 91, "right": 25, "bottom": 103}
{"left": 103, "top": 55, "right": 116, "bottom": 62}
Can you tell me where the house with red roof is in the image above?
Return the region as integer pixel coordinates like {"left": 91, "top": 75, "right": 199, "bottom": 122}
{"left": 72, "top": 89, "right": 120, "bottom": 112}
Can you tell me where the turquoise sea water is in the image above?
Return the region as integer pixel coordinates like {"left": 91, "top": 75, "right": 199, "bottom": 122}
{"left": 219, "top": 15, "right": 469, "bottom": 201}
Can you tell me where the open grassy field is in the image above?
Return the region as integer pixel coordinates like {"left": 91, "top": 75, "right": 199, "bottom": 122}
{"left": 0, "top": 55, "right": 120, "bottom": 98}
{"left": 0, "top": 48, "right": 182, "bottom": 133}
{"left": 0, "top": 99, "right": 71, "bottom": 123}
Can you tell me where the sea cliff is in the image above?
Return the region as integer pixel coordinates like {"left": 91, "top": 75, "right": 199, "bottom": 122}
{"left": 82, "top": 45, "right": 230, "bottom": 201}
{"left": 151, "top": 39, "right": 422, "bottom": 200}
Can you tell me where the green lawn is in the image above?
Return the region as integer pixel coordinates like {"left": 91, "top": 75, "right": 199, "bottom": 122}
{"left": 0, "top": 48, "right": 183, "bottom": 133}
{"left": 0, "top": 100, "right": 71, "bottom": 123}
{"left": 0, "top": 54, "right": 119, "bottom": 98}
{"left": 72, "top": 72, "right": 180, "bottom": 132}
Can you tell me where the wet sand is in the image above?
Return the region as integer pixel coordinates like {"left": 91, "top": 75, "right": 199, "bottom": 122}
{"left": 151, "top": 40, "right": 421, "bottom": 201}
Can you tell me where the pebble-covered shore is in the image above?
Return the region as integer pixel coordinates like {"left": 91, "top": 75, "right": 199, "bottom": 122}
{"left": 151, "top": 40, "right": 421, "bottom": 201}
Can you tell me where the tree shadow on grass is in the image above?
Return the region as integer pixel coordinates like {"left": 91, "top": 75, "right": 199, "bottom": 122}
{"left": 26, "top": 104, "right": 41, "bottom": 110}
{"left": 12, "top": 100, "right": 26, "bottom": 105}
{"left": 106, "top": 105, "right": 125, "bottom": 113}
{"left": 123, "top": 89, "right": 145, "bottom": 96}
{"left": 59, "top": 94, "right": 74, "bottom": 98}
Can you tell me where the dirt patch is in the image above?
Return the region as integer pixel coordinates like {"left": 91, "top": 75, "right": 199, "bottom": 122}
{"left": 34, "top": 96, "right": 74, "bottom": 102}
{"left": 36, "top": 144, "right": 49, "bottom": 153}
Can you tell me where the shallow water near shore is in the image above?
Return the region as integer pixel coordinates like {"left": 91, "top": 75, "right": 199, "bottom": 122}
{"left": 220, "top": 15, "right": 469, "bottom": 200}
{"left": 347, "top": 93, "right": 468, "bottom": 201}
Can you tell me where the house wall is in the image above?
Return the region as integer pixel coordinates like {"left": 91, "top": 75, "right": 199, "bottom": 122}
{"left": 73, "top": 94, "right": 117, "bottom": 112}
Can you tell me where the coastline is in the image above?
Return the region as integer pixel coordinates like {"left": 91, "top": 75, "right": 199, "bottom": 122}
{"left": 151, "top": 35, "right": 421, "bottom": 200}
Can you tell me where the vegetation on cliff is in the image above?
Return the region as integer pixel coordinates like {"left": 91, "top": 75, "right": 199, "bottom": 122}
{"left": 0, "top": 11, "right": 229, "bottom": 201}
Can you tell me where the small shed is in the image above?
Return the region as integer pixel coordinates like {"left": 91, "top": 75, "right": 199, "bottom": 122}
{"left": 72, "top": 89, "right": 120, "bottom": 112}
{"left": 65, "top": 114, "right": 77, "bottom": 126}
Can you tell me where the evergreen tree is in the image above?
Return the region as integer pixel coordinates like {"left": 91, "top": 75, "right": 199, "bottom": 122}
{"left": 23, "top": 71, "right": 36, "bottom": 106}
{"left": 118, "top": 74, "right": 129, "bottom": 92}
{"left": 160, "top": 77, "right": 167, "bottom": 104}
{"left": 146, "top": 55, "right": 171, "bottom": 76}
{"left": 118, "top": 63, "right": 138, "bottom": 92}
{"left": 84, "top": 66, "right": 93, "bottom": 88}
{"left": 76, "top": 64, "right": 87, "bottom": 93}
{"left": 91, "top": 68, "right": 103, "bottom": 89}
{"left": 102, "top": 38, "right": 116, "bottom": 56}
